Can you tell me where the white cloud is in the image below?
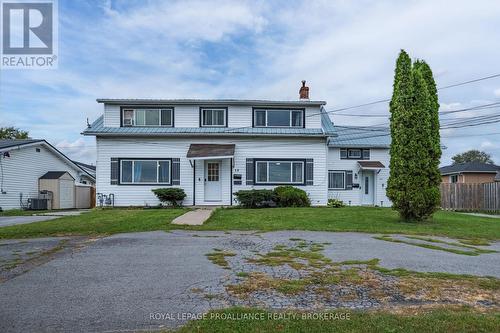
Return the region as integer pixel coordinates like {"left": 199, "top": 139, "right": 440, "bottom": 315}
{"left": 56, "top": 138, "right": 96, "bottom": 164}
{"left": 3, "top": 0, "right": 500, "bottom": 164}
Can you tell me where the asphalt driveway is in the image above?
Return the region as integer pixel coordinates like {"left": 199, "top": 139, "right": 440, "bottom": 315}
{"left": 0, "top": 230, "right": 498, "bottom": 332}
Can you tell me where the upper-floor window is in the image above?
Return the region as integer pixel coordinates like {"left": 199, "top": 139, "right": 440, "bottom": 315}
{"left": 450, "top": 174, "right": 458, "bottom": 183}
{"left": 122, "top": 108, "right": 173, "bottom": 127}
{"left": 253, "top": 108, "right": 304, "bottom": 128}
{"left": 200, "top": 108, "right": 227, "bottom": 127}
{"left": 340, "top": 148, "right": 370, "bottom": 160}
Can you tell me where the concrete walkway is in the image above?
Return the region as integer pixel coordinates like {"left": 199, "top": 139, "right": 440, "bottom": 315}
{"left": 171, "top": 208, "right": 213, "bottom": 225}
{"left": 460, "top": 212, "right": 500, "bottom": 219}
{"left": 0, "top": 216, "right": 60, "bottom": 227}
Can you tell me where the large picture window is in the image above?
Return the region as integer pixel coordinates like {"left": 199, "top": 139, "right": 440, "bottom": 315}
{"left": 200, "top": 108, "right": 227, "bottom": 127}
{"left": 255, "top": 160, "right": 304, "bottom": 184}
{"left": 122, "top": 108, "right": 173, "bottom": 127}
{"left": 120, "top": 159, "right": 171, "bottom": 184}
{"left": 253, "top": 109, "right": 304, "bottom": 128}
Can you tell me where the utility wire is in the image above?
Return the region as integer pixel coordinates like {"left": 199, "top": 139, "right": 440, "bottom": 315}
{"left": 316, "top": 73, "right": 500, "bottom": 117}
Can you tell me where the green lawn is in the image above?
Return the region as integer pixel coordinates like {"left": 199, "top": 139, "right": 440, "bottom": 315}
{"left": 199, "top": 207, "right": 500, "bottom": 240}
{"left": 0, "top": 206, "right": 498, "bottom": 240}
{"left": 173, "top": 307, "right": 499, "bottom": 333}
{"left": 0, "top": 208, "right": 188, "bottom": 239}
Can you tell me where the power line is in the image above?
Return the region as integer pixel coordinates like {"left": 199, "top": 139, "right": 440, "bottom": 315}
{"left": 221, "top": 72, "right": 500, "bottom": 133}
{"left": 331, "top": 102, "right": 500, "bottom": 118}
{"left": 316, "top": 73, "right": 500, "bottom": 118}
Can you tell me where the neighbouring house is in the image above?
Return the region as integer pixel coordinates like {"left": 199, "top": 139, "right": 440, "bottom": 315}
{"left": 82, "top": 82, "right": 391, "bottom": 207}
{"left": 73, "top": 161, "right": 96, "bottom": 181}
{"left": 0, "top": 139, "right": 96, "bottom": 210}
{"left": 439, "top": 162, "right": 500, "bottom": 184}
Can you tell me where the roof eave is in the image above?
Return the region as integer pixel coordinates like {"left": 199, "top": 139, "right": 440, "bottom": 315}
{"left": 82, "top": 131, "right": 327, "bottom": 138}
{"left": 96, "top": 99, "right": 327, "bottom": 107}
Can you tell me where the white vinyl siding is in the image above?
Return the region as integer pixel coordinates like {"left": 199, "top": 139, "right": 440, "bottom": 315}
{"left": 103, "top": 104, "right": 323, "bottom": 129}
{"left": 96, "top": 137, "right": 327, "bottom": 206}
{"left": 0, "top": 144, "right": 86, "bottom": 210}
{"left": 327, "top": 147, "right": 391, "bottom": 206}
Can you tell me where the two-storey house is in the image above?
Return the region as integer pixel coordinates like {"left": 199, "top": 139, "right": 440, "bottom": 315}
{"left": 83, "top": 82, "right": 391, "bottom": 207}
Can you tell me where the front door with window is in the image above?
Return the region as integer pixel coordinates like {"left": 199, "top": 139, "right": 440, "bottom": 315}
{"left": 204, "top": 160, "right": 222, "bottom": 201}
{"left": 361, "top": 171, "right": 375, "bottom": 205}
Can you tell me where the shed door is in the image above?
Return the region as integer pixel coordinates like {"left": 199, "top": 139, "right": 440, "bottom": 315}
{"left": 59, "top": 179, "right": 75, "bottom": 209}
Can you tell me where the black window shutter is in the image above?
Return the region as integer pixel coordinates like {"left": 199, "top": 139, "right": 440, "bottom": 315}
{"left": 346, "top": 171, "right": 353, "bottom": 189}
{"left": 110, "top": 158, "right": 119, "bottom": 185}
{"left": 305, "top": 159, "right": 314, "bottom": 185}
{"left": 171, "top": 158, "right": 180, "bottom": 185}
{"left": 362, "top": 149, "right": 370, "bottom": 160}
{"left": 246, "top": 158, "right": 254, "bottom": 185}
{"left": 340, "top": 148, "right": 347, "bottom": 159}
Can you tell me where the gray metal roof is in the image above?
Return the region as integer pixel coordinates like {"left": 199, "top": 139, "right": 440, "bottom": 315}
{"left": 320, "top": 108, "right": 337, "bottom": 136}
{"left": 0, "top": 139, "right": 44, "bottom": 150}
{"left": 82, "top": 116, "right": 326, "bottom": 137}
{"left": 327, "top": 125, "right": 391, "bottom": 148}
{"left": 73, "top": 161, "right": 96, "bottom": 171}
{"left": 439, "top": 162, "right": 500, "bottom": 175}
{"left": 96, "top": 98, "right": 326, "bottom": 107}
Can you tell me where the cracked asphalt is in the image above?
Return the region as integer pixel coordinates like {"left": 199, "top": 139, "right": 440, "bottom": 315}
{"left": 0, "top": 230, "right": 498, "bottom": 333}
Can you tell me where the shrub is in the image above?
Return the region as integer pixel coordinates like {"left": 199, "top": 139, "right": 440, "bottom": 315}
{"left": 327, "top": 198, "right": 345, "bottom": 208}
{"left": 234, "top": 190, "right": 276, "bottom": 208}
{"left": 274, "top": 186, "right": 310, "bottom": 207}
{"left": 152, "top": 188, "right": 186, "bottom": 207}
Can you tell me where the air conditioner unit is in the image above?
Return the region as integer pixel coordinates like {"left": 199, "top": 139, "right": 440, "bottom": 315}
{"left": 29, "top": 199, "right": 48, "bottom": 210}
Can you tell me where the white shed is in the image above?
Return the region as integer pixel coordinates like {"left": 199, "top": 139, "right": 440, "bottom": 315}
{"left": 39, "top": 171, "right": 75, "bottom": 209}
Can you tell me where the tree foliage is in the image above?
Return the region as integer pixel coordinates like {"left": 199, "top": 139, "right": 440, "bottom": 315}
{"left": 452, "top": 150, "right": 494, "bottom": 164}
{"left": 387, "top": 50, "right": 441, "bottom": 221}
{"left": 0, "top": 127, "right": 29, "bottom": 139}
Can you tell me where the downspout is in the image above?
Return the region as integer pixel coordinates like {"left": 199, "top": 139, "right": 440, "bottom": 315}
{"left": 190, "top": 159, "right": 196, "bottom": 206}
{"left": 230, "top": 158, "right": 233, "bottom": 206}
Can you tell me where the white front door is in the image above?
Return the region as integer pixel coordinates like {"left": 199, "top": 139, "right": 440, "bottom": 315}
{"left": 204, "top": 160, "right": 222, "bottom": 201}
{"left": 361, "top": 171, "right": 375, "bottom": 205}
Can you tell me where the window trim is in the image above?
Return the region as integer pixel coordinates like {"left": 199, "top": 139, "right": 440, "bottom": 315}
{"left": 340, "top": 148, "right": 370, "bottom": 160}
{"left": 450, "top": 174, "right": 459, "bottom": 183}
{"left": 254, "top": 158, "right": 306, "bottom": 185}
{"left": 120, "top": 106, "right": 175, "bottom": 127}
{"left": 119, "top": 158, "right": 172, "bottom": 185}
{"left": 199, "top": 107, "right": 228, "bottom": 128}
{"left": 252, "top": 107, "right": 306, "bottom": 128}
{"left": 328, "top": 170, "right": 346, "bottom": 190}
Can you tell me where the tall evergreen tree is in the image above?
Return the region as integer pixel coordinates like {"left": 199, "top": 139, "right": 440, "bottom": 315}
{"left": 414, "top": 60, "right": 442, "bottom": 214}
{"left": 387, "top": 50, "right": 440, "bottom": 221}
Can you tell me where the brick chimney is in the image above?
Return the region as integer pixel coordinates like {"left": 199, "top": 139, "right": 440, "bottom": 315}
{"left": 299, "top": 80, "right": 309, "bottom": 100}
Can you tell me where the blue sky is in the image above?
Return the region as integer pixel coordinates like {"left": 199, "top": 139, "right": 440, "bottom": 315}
{"left": 1, "top": 0, "right": 500, "bottom": 164}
